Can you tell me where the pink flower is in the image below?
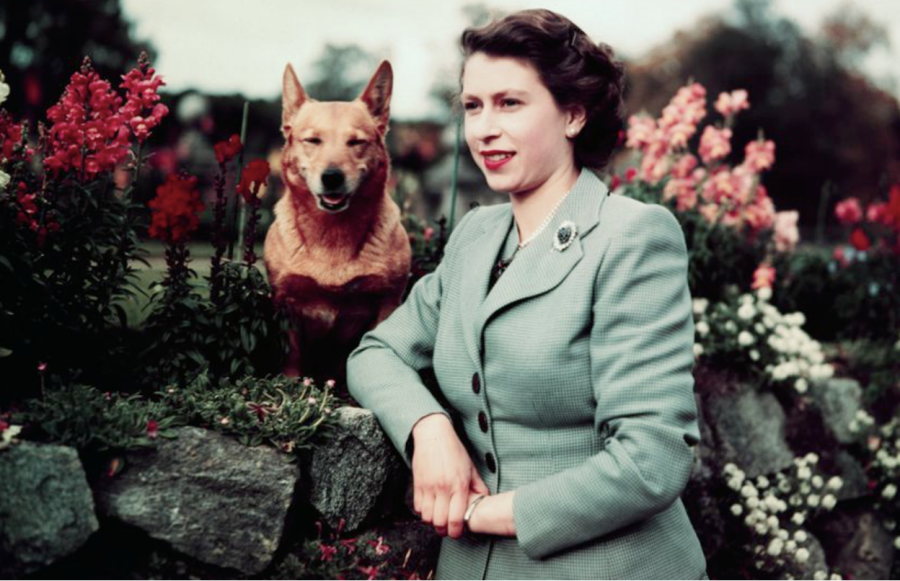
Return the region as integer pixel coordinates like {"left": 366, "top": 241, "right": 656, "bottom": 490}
{"left": 357, "top": 565, "right": 381, "bottom": 580}
{"left": 319, "top": 543, "right": 337, "bottom": 562}
{"left": 625, "top": 115, "right": 657, "bottom": 150}
{"left": 835, "top": 197, "right": 863, "bottom": 225}
{"left": 752, "top": 264, "right": 776, "bottom": 289}
{"left": 670, "top": 154, "right": 698, "bottom": 179}
{"left": 744, "top": 190, "right": 776, "bottom": 234}
{"left": 146, "top": 419, "right": 158, "bottom": 439}
{"left": 303, "top": 377, "right": 312, "bottom": 387}
{"left": 833, "top": 246, "right": 849, "bottom": 268}
{"left": 37, "top": 362, "right": 47, "bottom": 372}
{"left": 867, "top": 202, "right": 889, "bottom": 225}
{"left": 698, "top": 125, "right": 732, "bottom": 164}
{"left": 742, "top": 139, "right": 776, "bottom": 172}
{"left": 773, "top": 210, "right": 800, "bottom": 252}
{"left": 423, "top": 227, "right": 434, "bottom": 242}
{"left": 714, "top": 89, "right": 750, "bottom": 117}
{"left": 663, "top": 178, "right": 698, "bottom": 212}
{"left": 325, "top": 379, "right": 336, "bottom": 389}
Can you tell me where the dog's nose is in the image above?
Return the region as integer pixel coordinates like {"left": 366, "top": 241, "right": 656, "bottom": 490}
{"left": 321, "top": 168, "right": 345, "bottom": 191}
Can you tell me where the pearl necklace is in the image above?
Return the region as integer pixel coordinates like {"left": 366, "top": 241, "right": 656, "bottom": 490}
{"left": 517, "top": 188, "right": 571, "bottom": 249}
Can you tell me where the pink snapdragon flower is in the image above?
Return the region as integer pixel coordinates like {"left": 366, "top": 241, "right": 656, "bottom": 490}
{"left": 714, "top": 89, "right": 750, "bottom": 117}
{"left": 835, "top": 197, "right": 863, "bottom": 225}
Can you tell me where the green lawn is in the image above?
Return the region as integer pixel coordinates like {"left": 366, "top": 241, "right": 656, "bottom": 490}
{"left": 120, "top": 241, "right": 266, "bottom": 329}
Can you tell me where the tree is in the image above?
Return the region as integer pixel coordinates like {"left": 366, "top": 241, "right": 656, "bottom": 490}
{"left": 0, "top": 0, "right": 154, "bottom": 122}
{"left": 623, "top": 0, "right": 900, "bottom": 234}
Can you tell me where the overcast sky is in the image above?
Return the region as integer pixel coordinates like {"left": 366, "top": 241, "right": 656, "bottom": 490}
{"left": 120, "top": 0, "right": 900, "bottom": 121}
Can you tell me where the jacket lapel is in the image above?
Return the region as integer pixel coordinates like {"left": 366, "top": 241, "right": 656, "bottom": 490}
{"left": 459, "top": 168, "right": 610, "bottom": 368}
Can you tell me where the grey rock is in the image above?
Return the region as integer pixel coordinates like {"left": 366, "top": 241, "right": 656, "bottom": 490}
{"left": 832, "top": 450, "right": 869, "bottom": 501}
{"left": 95, "top": 426, "right": 299, "bottom": 575}
{"left": 808, "top": 378, "right": 864, "bottom": 445}
{"left": 0, "top": 442, "right": 99, "bottom": 578}
{"left": 309, "top": 406, "right": 404, "bottom": 531}
{"left": 811, "top": 505, "right": 895, "bottom": 580}
{"left": 705, "top": 388, "right": 794, "bottom": 478}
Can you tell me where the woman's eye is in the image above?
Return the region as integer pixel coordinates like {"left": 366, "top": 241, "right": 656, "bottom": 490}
{"left": 303, "top": 137, "right": 322, "bottom": 145}
{"left": 501, "top": 99, "right": 519, "bottom": 107}
{"left": 463, "top": 102, "right": 478, "bottom": 111}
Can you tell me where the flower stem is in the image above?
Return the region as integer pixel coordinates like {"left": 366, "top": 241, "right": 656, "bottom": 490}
{"left": 228, "top": 101, "right": 250, "bottom": 261}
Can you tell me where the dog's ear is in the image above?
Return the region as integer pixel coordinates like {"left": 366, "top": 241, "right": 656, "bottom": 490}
{"left": 358, "top": 60, "right": 392, "bottom": 135}
{"left": 283, "top": 63, "right": 308, "bottom": 137}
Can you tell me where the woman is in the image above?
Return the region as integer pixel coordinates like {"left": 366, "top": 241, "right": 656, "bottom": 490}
{"left": 347, "top": 9, "right": 708, "bottom": 580}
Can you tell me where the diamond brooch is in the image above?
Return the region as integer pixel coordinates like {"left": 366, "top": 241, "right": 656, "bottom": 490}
{"left": 553, "top": 220, "right": 577, "bottom": 251}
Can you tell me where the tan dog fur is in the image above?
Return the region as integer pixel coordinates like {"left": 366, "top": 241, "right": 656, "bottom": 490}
{"left": 264, "top": 61, "right": 411, "bottom": 385}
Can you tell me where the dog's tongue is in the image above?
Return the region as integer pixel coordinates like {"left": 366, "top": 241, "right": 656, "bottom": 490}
{"left": 323, "top": 194, "right": 343, "bottom": 204}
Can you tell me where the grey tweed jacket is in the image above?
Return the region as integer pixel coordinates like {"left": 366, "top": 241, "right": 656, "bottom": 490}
{"left": 346, "top": 168, "right": 707, "bottom": 580}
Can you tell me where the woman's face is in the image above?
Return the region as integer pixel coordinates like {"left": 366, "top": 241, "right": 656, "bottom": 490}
{"left": 461, "top": 52, "right": 582, "bottom": 198}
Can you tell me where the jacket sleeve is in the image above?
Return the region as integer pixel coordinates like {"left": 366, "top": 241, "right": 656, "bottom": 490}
{"left": 346, "top": 208, "right": 480, "bottom": 468}
{"left": 512, "top": 203, "right": 700, "bottom": 559}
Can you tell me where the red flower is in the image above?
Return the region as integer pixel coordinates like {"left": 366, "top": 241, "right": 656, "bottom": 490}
{"left": 146, "top": 419, "right": 158, "bottom": 439}
{"left": 357, "top": 565, "right": 381, "bottom": 580}
{"left": 43, "top": 54, "right": 167, "bottom": 179}
{"left": 609, "top": 175, "right": 621, "bottom": 191}
{"left": 849, "top": 227, "right": 870, "bottom": 251}
{"left": 119, "top": 52, "right": 168, "bottom": 143}
{"left": 0, "top": 419, "right": 9, "bottom": 433}
{"left": 319, "top": 543, "right": 337, "bottom": 562}
{"left": 147, "top": 173, "right": 204, "bottom": 243}
{"left": 236, "top": 159, "right": 270, "bottom": 203}
{"left": 214, "top": 134, "right": 242, "bottom": 164}
{"left": 0, "top": 110, "right": 29, "bottom": 163}
{"left": 625, "top": 167, "right": 638, "bottom": 183}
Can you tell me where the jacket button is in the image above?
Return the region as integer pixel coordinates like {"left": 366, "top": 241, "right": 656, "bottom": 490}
{"left": 472, "top": 373, "right": 481, "bottom": 394}
{"left": 478, "top": 411, "right": 489, "bottom": 433}
{"left": 485, "top": 452, "right": 496, "bottom": 473}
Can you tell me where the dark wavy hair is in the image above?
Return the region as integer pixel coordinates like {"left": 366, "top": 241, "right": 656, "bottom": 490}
{"left": 459, "top": 9, "right": 626, "bottom": 171}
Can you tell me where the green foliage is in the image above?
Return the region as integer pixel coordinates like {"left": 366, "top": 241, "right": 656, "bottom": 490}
{"left": 0, "top": 150, "right": 148, "bottom": 399}
{"left": 772, "top": 246, "right": 900, "bottom": 342}
{"left": 838, "top": 339, "right": 900, "bottom": 409}
{"left": 160, "top": 372, "right": 335, "bottom": 454}
{"left": 16, "top": 383, "right": 179, "bottom": 454}
{"left": 14, "top": 374, "right": 335, "bottom": 458}
{"left": 204, "top": 261, "right": 290, "bottom": 381}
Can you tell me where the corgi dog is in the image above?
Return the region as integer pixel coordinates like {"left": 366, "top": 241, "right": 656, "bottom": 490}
{"left": 264, "top": 60, "right": 411, "bottom": 388}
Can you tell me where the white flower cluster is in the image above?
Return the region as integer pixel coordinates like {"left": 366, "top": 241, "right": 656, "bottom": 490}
{"left": 693, "top": 291, "right": 834, "bottom": 393}
{"left": 860, "top": 417, "right": 900, "bottom": 510}
{"left": 847, "top": 409, "right": 876, "bottom": 434}
{"left": 0, "top": 69, "right": 9, "bottom": 107}
{"left": 723, "top": 454, "right": 843, "bottom": 578}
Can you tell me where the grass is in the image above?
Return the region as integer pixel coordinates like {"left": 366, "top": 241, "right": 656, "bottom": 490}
{"left": 118, "top": 241, "right": 265, "bottom": 329}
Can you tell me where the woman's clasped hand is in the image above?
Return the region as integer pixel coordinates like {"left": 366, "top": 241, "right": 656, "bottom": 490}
{"left": 410, "top": 413, "right": 495, "bottom": 538}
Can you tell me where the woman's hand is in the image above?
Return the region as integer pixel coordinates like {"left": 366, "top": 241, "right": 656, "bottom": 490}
{"left": 466, "top": 490, "right": 517, "bottom": 537}
{"left": 411, "top": 413, "right": 490, "bottom": 539}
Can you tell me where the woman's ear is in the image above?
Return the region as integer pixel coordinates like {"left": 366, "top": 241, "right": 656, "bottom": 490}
{"left": 567, "top": 105, "right": 587, "bottom": 136}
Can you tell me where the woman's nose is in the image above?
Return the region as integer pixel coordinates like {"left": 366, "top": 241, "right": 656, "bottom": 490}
{"left": 469, "top": 109, "right": 501, "bottom": 143}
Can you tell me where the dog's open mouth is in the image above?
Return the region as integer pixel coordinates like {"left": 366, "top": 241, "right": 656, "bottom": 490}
{"left": 317, "top": 192, "right": 351, "bottom": 212}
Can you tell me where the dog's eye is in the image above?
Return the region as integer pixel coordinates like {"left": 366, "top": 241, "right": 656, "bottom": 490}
{"left": 303, "top": 137, "right": 322, "bottom": 145}
{"left": 348, "top": 139, "right": 367, "bottom": 147}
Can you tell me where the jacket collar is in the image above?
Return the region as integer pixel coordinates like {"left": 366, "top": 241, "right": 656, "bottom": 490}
{"left": 459, "top": 168, "right": 610, "bottom": 368}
